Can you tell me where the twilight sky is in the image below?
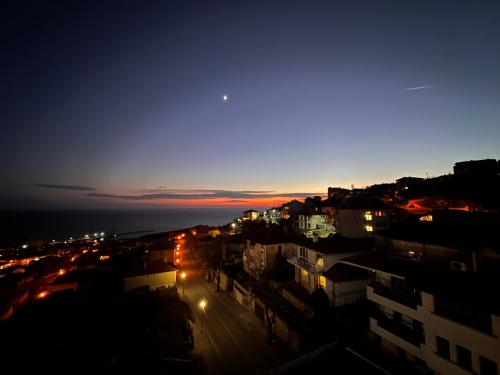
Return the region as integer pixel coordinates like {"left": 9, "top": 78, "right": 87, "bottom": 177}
{"left": 2, "top": 0, "right": 500, "bottom": 209}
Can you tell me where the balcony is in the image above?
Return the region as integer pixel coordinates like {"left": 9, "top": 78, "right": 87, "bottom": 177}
{"left": 370, "top": 281, "right": 421, "bottom": 309}
{"left": 372, "top": 309, "right": 424, "bottom": 347}
{"left": 287, "top": 256, "right": 322, "bottom": 274}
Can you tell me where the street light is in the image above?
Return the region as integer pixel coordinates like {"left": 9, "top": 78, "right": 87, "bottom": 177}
{"left": 181, "top": 272, "right": 186, "bottom": 297}
{"left": 199, "top": 299, "right": 207, "bottom": 334}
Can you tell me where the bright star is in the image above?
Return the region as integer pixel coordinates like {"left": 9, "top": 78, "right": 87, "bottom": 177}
{"left": 222, "top": 95, "right": 228, "bottom": 102}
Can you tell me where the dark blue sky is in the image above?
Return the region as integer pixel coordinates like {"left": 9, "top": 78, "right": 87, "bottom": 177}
{"left": 2, "top": 0, "right": 500, "bottom": 208}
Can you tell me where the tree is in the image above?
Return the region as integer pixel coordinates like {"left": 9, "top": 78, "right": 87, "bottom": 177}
{"left": 272, "top": 252, "right": 293, "bottom": 282}
{"left": 206, "top": 240, "right": 223, "bottom": 291}
{"left": 264, "top": 304, "right": 276, "bottom": 344}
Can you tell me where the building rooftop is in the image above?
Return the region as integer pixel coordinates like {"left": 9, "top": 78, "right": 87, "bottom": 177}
{"left": 293, "top": 235, "right": 375, "bottom": 254}
{"left": 380, "top": 209, "right": 500, "bottom": 253}
{"left": 247, "top": 226, "right": 294, "bottom": 245}
{"left": 337, "top": 195, "right": 389, "bottom": 210}
{"left": 126, "top": 262, "right": 177, "bottom": 278}
{"left": 342, "top": 252, "right": 500, "bottom": 315}
{"left": 323, "top": 262, "right": 370, "bottom": 282}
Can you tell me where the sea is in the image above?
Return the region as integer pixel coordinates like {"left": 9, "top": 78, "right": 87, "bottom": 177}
{"left": 0, "top": 208, "right": 244, "bottom": 247}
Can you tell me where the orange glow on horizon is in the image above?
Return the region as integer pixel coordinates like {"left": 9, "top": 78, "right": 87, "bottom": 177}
{"left": 95, "top": 195, "right": 327, "bottom": 208}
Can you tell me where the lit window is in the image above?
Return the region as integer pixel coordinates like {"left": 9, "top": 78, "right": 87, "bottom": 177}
{"left": 316, "top": 256, "right": 324, "bottom": 270}
{"left": 319, "top": 275, "right": 326, "bottom": 288}
{"left": 419, "top": 215, "right": 433, "bottom": 222}
{"left": 302, "top": 269, "right": 308, "bottom": 277}
{"left": 365, "top": 225, "right": 373, "bottom": 232}
{"left": 365, "top": 211, "right": 372, "bottom": 221}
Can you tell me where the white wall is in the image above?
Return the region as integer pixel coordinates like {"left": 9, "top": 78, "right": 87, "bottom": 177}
{"left": 367, "top": 282, "right": 500, "bottom": 375}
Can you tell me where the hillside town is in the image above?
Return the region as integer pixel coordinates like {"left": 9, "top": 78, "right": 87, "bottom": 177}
{"left": 1, "top": 159, "right": 499, "bottom": 375}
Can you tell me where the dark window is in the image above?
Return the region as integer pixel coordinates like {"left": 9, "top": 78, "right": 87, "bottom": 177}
{"left": 436, "top": 336, "right": 450, "bottom": 359}
{"left": 480, "top": 356, "right": 498, "bottom": 375}
{"left": 277, "top": 246, "right": 282, "bottom": 255}
{"left": 394, "top": 311, "right": 402, "bottom": 323}
{"left": 456, "top": 345, "right": 472, "bottom": 371}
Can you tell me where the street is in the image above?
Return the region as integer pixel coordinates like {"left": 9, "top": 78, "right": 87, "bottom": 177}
{"left": 179, "top": 245, "right": 296, "bottom": 375}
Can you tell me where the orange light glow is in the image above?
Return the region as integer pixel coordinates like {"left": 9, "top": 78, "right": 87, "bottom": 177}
{"left": 99, "top": 255, "right": 110, "bottom": 261}
{"left": 175, "top": 259, "right": 180, "bottom": 264}
{"left": 37, "top": 291, "right": 48, "bottom": 299}
{"left": 58, "top": 269, "right": 65, "bottom": 276}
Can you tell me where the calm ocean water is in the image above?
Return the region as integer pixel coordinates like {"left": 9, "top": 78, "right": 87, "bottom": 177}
{"left": 0, "top": 208, "right": 244, "bottom": 246}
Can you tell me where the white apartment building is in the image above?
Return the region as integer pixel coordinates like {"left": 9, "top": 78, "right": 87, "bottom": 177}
{"left": 343, "top": 253, "right": 500, "bottom": 375}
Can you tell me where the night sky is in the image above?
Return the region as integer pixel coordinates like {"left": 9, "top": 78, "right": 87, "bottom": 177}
{"left": 3, "top": 0, "right": 500, "bottom": 209}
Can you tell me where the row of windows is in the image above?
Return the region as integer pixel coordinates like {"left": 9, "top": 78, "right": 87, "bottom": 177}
{"left": 436, "top": 336, "right": 497, "bottom": 375}
{"left": 365, "top": 211, "right": 385, "bottom": 221}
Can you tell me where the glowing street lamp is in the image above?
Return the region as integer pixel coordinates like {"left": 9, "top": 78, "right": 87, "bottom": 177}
{"left": 199, "top": 299, "right": 206, "bottom": 310}
{"left": 199, "top": 299, "right": 207, "bottom": 334}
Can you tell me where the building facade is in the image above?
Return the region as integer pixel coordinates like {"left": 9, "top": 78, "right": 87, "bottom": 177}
{"left": 243, "top": 237, "right": 294, "bottom": 280}
{"left": 343, "top": 253, "right": 500, "bottom": 375}
{"left": 286, "top": 237, "right": 373, "bottom": 305}
{"left": 296, "top": 211, "right": 335, "bottom": 238}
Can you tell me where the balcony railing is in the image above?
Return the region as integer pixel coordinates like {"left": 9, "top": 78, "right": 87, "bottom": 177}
{"left": 370, "top": 282, "right": 421, "bottom": 309}
{"left": 372, "top": 309, "right": 425, "bottom": 346}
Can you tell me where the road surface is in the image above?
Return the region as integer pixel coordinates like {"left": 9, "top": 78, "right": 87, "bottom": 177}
{"left": 179, "top": 243, "right": 296, "bottom": 375}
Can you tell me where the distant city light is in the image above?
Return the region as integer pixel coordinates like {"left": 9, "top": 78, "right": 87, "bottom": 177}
{"left": 181, "top": 271, "right": 186, "bottom": 280}
{"left": 22, "top": 244, "right": 28, "bottom": 249}
{"left": 37, "top": 291, "right": 48, "bottom": 299}
{"left": 94, "top": 233, "right": 98, "bottom": 237}
{"left": 231, "top": 223, "right": 236, "bottom": 228}
{"left": 100, "top": 232, "right": 104, "bottom": 236}
{"left": 58, "top": 269, "right": 65, "bottom": 276}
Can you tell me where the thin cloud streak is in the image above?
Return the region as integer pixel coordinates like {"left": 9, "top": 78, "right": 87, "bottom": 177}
{"left": 404, "top": 85, "right": 436, "bottom": 91}
{"left": 35, "top": 183, "right": 96, "bottom": 191}
{"left": 87, "top": 190, "right": 322, "bottom": 201}
{"left": 138, "top": 188, "right": 273, "bottom": 194}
